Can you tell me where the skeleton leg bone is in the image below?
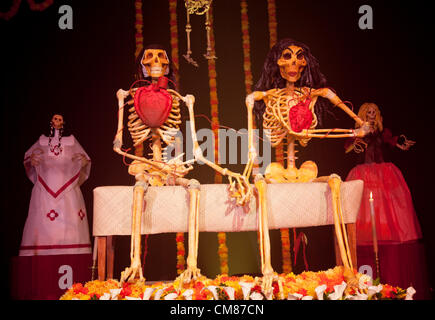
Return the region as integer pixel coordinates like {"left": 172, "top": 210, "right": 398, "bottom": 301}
{"left": 313, "top": 174, "right": 357, "bottom": 287}
{"left": 174, "top": 178, "right": 202, "bottom": 288}
{"left": 120, "top": 179, "right": 149, "bottom": 284}
{"left": 254, "top": 174, "right": 279, "bottom": 300}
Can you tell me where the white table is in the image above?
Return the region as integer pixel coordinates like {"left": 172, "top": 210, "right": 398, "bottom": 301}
{"left": 93, "top": 180, "right": 363, "bottom": 279}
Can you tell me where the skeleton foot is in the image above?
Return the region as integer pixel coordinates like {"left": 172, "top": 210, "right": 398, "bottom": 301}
{"left": 120, "top": 258, "right": 144, "bottom": 284}
{"left": 261, "top": 269, "right": 279, "bottom": 300}
{"left": 176, "top": 265, "right": 202, "bottom": 288}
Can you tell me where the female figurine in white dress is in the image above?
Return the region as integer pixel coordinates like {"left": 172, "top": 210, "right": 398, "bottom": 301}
{"left": 20, "top": 114, "right": 92, "bottom": 256}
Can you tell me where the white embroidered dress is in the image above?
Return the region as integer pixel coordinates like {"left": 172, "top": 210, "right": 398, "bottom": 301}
{"left": 20, "top": 131, "right": 92, "bottom": 256}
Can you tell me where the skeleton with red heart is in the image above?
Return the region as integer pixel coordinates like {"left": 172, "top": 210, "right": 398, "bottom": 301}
{"left": 113, "top": 45, "right": 252, "bottom": 286}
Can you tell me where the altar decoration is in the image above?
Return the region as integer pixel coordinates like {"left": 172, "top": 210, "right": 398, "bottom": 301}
{"left": 0, "top": 0, "right": 54, "bottom": 20}
{"left": 60, "top": 266, "right": 415, "bottom": 300}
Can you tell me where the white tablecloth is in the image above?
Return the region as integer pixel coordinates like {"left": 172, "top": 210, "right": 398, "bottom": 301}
{"left": 93, "top": 180, "right": 363, "bottom": 236}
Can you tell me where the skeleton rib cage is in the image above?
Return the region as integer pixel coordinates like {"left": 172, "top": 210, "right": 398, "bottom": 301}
{"left": 127, "top": 89, "right": 182, "bottom": 160}
{"left": 263, "top": 88, "right": 318, "bottom": 148}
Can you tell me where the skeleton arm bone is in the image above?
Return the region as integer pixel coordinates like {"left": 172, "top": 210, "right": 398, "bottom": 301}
{"left": 311, "top": 88, "right": 370, "bottom": 137}
{"left": 174, "top": 91, "right": 252, "bottom": 205}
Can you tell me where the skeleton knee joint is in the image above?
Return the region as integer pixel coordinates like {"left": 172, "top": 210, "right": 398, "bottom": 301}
{"left": 188, "top": 179, "right": 200, "bottom": 190}
{"left": 254, "top": 173, "right": 265, "bottom": 183}
{"left": 134, "top": 180, "right": 149, "bottom": 191}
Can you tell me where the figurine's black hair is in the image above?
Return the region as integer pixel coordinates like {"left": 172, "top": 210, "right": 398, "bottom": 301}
{"left": 253, "top": 38, "right": 331, "bottom": 127}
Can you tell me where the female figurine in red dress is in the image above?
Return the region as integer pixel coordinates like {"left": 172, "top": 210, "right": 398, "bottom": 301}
{"left": 345, "top": 102, "right": 420, "bottom": 244}
{"left": 345, "top": 102, "right": 430, "bottom": 299}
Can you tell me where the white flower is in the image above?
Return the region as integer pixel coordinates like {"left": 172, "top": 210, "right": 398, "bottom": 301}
{"left": 109, "top": 288, "right": 121, "bottom": 300}
{"left": 358, "top": 274, "right": 373, "bottom": 290}
{"left": 182, "top": 289, "right": 194, "bottom": 300}
{"left": 405, "top": 287, "right": 416, "bottom": 300}
{"left": 205, "top": 286, "right": 218, "bottom": 300}
{"left": 315, "top": 284, "right": 327, "bottom": 300}
{"left": 301, "top": 295, "right": 313, "bottom": 300}
{"left": 142, "top": 287, "right": 155, "bottom": 300}
{"left": 328, "top": 281, "right": 347, "bottom": 300}
{"left": 250, "top": 292, "right": 264, "bottom": 300}
{"left": 99, "top": 293, "right": 111, "bottom": 300}
{"left": 239, "top": 282, "right": 255, "bottom": 300}
{"left": 125, "top": 296, "right": 141, "bottom": 300}
{"left": 367, "top": 284, "right": 383, "bottom": 298}
{"left": 164, "top": 293, "right": 179, "bottom": 300}
{"left": 287, "top": 293, "right": 303, "bottom": 300}
{"left": 154, "top": 288, "right": 164, "bottom": 300}
{"left": 224, "top": 287, "right": 235, "bottom": 300}
{"left": 345, "top": 292, "right": 368, "bottom": 300}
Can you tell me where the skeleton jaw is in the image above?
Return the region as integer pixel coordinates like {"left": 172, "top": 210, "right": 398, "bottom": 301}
{"left": 150, "top": 66, "right": 164, "bottom": 78}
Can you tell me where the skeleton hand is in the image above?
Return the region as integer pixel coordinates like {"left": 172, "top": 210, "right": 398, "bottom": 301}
{"left": 116, "top": 89, "right": 130, "bottom": 100}
{"left": 352, "top": 138, "right": 368, "bottom": 153}
{"left": 30, "top": 152, "right": 42, "bottom": 166}
{"left": 227, "top": 172, "right": 253, "bottom": 206}
{"left": 355, "top": 121, "right": 370, "bottom": 137}
{"left": 397, "top": 135, "right": 415, "bottom": 151}
{"left": 72, "top": 153, "right": 89, "bottom": 168}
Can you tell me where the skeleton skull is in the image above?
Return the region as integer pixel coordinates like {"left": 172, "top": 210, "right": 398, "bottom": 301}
{"left": 277, "top": 45, "right": 307, "bottom": 84}
{"left": 51, "top": 114, "right": 64, "bottom": 129}
{"left": 366, "top": 105, "right": 377, "bottom": 122}
{"left": 141, "top": 49, "right": 170, "bottom": 79}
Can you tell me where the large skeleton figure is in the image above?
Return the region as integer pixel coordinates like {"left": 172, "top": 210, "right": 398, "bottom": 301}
{"left": 237, "top": 39, "right": 369, "bottom": 298}
{"left": 113, "top": 45, "right": 250, "bottom": 284}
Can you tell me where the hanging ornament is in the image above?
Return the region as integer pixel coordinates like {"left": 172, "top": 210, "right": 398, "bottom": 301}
{"left": 183, "top": 0, "right": 216, "bottom": 67}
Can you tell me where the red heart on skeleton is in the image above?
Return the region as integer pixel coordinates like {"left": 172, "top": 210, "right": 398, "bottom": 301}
{"left": 133, "top": 77, "right": 173, "bottom": 128}
{"left": 289, "top": 98, "right": 313, "bottom": 132}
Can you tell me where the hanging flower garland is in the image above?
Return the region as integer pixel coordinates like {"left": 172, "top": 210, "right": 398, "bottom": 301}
{"left": 168, "top": 0, "right": 185, "bottom": 276}
{"left": 134, "top": 0, "right": 144, "bottom": 60}
{"left": 27, "top": 0, "right": 53, "bottom": 11}
{"left": 0, "top": 0, "right": 21, "bottom": 20}
{"left": 168, "top": 0, "right": 180, "bottom": 85}
{"left": 134, "top": 0, "right": 144, "bottom": 158}
{"left": 240, "top": 0, "right": 252, "bottom": 95}
{"left": 1, "top": 0, "right": 53, "bottom": 20}
{"left": 204, "top": 5, "right": 229, "bottom": 275}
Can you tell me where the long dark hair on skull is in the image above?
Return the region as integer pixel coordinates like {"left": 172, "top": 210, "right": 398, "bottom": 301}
{"left": 253, "top": 38, "right": 332, "bottom": 127}
{"left": 135, "top": 44, "right": 178, "bottom": 90}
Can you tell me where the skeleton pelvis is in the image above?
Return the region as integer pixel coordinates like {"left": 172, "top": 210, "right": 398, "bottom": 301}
{"left": 128, "top": 160, "right": 165, "bottom": 186}
{"left": 134, "top": 77, "right": 173, "bottom": 128}
{"left": 264, "top": 161, "right": 318, "bottom": 183}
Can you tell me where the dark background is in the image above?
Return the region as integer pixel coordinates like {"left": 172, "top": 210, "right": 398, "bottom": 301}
{"left": 1, "top": 0, "right": 433, "bottom": 299}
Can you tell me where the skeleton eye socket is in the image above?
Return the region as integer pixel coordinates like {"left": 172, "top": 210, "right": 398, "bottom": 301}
{"left": 283, "top": 52, "right": 292, "bottom": 60}
{"left": 158, "top": 52, "right": 165, "bottom": 59}
{"left": 297, "top": 52, "right": 304, "bottom": 60}
{"left": 146, "top": 52, "right": 153, "bottom": 59}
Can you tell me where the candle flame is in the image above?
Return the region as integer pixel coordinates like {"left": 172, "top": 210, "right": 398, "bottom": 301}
{"left": 369, "top": 191, "right": 373, "bottom": 200}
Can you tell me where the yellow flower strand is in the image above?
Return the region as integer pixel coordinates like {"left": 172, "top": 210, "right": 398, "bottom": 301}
{"left": 169, "top": 0, "right": 186, "bottom": 275}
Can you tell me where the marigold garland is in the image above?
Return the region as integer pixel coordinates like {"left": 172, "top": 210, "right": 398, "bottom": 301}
{"left": 168, "top": 0, "right": 186, "bottom": 276}
{"left": 168, "top": 0, "right": 180, "bottom": 85}
{"left": 60, "top": 266, "right": 414, "bottom": 300}
{"left": 240, "top": 0, "right": 253, "bottom": 95}
{"left": 27, "top": 0, "right": 53, "bottom": 11}
{"left": 134, "top": 0, "right": 144, "bottom": 157}
{"left": 1, "top": 0, "right": 53, "bottom": 20}
{"left": 0, "top": 0, "right": 21, "bottom": 20}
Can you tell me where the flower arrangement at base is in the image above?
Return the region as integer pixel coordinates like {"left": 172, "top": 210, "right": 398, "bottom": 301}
{"left": 60, "top": 266, "right": 415, "bottom": 300}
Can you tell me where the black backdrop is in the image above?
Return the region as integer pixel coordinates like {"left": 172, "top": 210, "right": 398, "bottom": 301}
{"left": 1, "top": 0, "right": 434, "bottom": 299}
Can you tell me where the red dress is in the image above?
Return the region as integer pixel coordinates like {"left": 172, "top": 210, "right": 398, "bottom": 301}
{"left": 344, "top": 129, "right": 430, "bottom": 299}
{"left": 345, "top": 129, "right": 422, "bottom": 244}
